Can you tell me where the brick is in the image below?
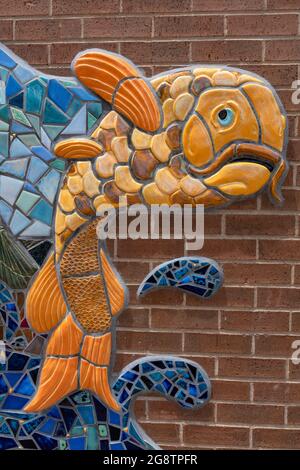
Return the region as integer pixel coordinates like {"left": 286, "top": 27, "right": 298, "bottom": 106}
{"left": 291, "top": 312, "right": 300, "bottom": 331}
{"left": 184, "top": 332, "right": 252, "bottom": 355}
{"left": 254, "top": 382, "right": 300, "bottom": 403}
{"left": 266, "top": 40, "right": 300, "bottom": 61}
{"left": 154, "top": 15, "right": 224, "bottom": 38}
{"left": 52, "top": 0, "right": 119, "bottom": 15}
{"left": 15, "top": 19, "right": 81, "bottom": 41}
{"left": 120, "top": 41, "right": 190, "bottom": 65}
{"left": 0, "top": 0, "right": 49, "bottom": 16}
{"left": 219, "top": 357, "right": 286, "bottom": 379}
{"left": 218, "top": 403, "right": 284, "bottom": 425}
{"left": 268, "top": 0, "right": 300, "bottom": 9}
{"left": 184, "top": 355, "right": 216, "bottom": 377}
{"left": 227, "top": 14, "right": 298, "bottom": 36}
{"left": 10, "top": 44, "right": 49, "bottom": 66}
{"left": 139, "top": 422, "right": 181, "bottom": 445}
{"left": 134, "top": 398, "right": 147, "bottom": 421}
{"left": 116, "top": 330, "right": 183, "bottom": 354}
{"left": 290, "top": 141, "right": 300, "bottom": 163}
{"left": 223, "top": 263, "right": 291, "bottom": 286}
{"left": 122, "top": 0, "right": 191, "bottom": 13}
{"left": 204, "top": 214, "right": 222, "bottom": 234}
{"left": 192, "top": 40, "right": 262, "bottom": 62}
{"left": 221, "top": 310, "right": 290, "bottom": 333}
{"left": 114, "top": 260, "right": 150, "bottom": 283}
{"left": 288, "top": 406, "right": 300, "bottom": 425}
{"left": 117, "top": 307, "right": 150, "bottom": 328}
{"left": 0, "top": 21, "right": 12, "bottom": 40}
{"left": 193, "top": 0, "right": 264, "bottom": 10}
{"left": 188, "top": 239, "right": 256, "bottom": 260}
{"left": 257, "top": 287, "right": 300, "bottom": 309}
{"left": 253, "top": 428, "right": 300, "bottom": 449}
{"left": 186, "top": 286, "right": 254, "bottom": 308}
{"left": 50, "top": 42, "right": 118, "bottom": 65}
{"left": 211, "top": 380, "right": 250, "bottom": 401}
{"left": 259, "top": 239, "right": 300, "bottom": 261}
{"left": 117, "top": 238, "right": 184, "bottom": 259}
{"left": 255, "top": 334, "right": 298, "bottom": 357}
{"left": 148, "top": 400, "right": 215, "bottom": 422}
{"left": 151, "top": 308, "right": 218, "bottom": 330}
{"left": 225, "top": 215, "right": 295, "bottom": 236}
{"left": 289, "top": 361, "right": 300, "bottom": 380}
{"left": 113, "top": 352, "right": 143, "bottom": 371}
{"left": 83, "top": 17, "right": 152, "bottom": 39}
{"left": 183, "top": 424, "right": 249, "bottom": 447}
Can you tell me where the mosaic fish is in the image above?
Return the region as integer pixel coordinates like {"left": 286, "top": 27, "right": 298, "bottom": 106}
{"left": 24, "top": 50, "right": 288, "bottom": 413}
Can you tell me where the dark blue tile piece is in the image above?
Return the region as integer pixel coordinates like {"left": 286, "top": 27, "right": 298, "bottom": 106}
{"left": 2, "top": 395, "right": 28, "bottom": 410}
{"left": 0, "top": 437, "right": 17, "bottom": 450}
{"left": 14, "top": 374, "right": 35, "bottom": 396}
{"left": 48, "top": 80, "right": 72, "bottom": 112}
{"left": 9, "top": 92, "right": 24, "bottom": 108}
{"left": 6, "top": 75, "right": 22, "bottom": 98}
{"left": 0, "top": 49, "right": 16, "bottom": 68}
{"left": 31, "top": 146, "right": 53, "bottom": 162}
{"left": 7, "top": 353, "right": 28, "bottom": 371}
{"left": 68, "top": 436, "right": 85, "bottom": 450}
{"left": 32, "top": 433, "right": 57, "bottom": 450}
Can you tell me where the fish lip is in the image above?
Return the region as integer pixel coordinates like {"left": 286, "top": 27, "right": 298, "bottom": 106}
{"left": 188, "top": 142, "right": 282, "bottom": 177}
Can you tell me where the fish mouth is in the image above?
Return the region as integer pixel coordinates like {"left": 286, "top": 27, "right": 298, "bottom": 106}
{"left": 188, "top": 142, "right": 287, "bottom": 204}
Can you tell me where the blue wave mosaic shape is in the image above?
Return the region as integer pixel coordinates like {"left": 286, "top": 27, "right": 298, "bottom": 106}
{"left": 137, "top": 256, "right": 223, "bottom": 299}
{"left": 0, "top": 280, "right": 211, "bottom": 450}
{"left": 0, "top": 45, "right": 106, "bottom": 238}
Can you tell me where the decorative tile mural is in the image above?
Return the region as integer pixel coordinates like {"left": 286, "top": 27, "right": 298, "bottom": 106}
{"left": 0, "top": 44, "right": 287, "bottom": 450}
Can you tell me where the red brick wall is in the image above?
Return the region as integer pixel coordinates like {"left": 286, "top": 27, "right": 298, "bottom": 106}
{"left": 3, "top": 0, "right": 300, "bottom": 450}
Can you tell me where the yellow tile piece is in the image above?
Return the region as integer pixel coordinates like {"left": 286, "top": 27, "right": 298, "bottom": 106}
{"left": 143, "top": 182, "right": 170, "bottom": 204}
{"left": 238, "top": 74, "right": 262, "bottom": 85}
{"left": 76, "top": 161, "right": 91, "bottom": 176}
{"left": 193, "top": 68, "right": 220, "bottom": 78}
{"left": 95, "top": 152, "right": 117, "bottom": 179}
{"left": 155, "top": 167, "right": 180, "bottom": 195}
{"left": 65, "top": 212, "right": 87, "bottom": 231}
{"left": 59, "top": 188, "right": 75, "bottom": 212}
{"left": 170, "top": 75, "right": 193, "bottom": 99}
{"left": 111, "top": 136, "right": 131, "bottom": 162}
{"left": 82, "top": 170, "right": 101, "bottom": 197}
{"left": 204, "top": 161, "right": 270, "bottom": 196}
{"left": 131, "top": 128, "right": 152, "bottom": 149}
{"left": 151, "top": 133, "right": 171, "bottom": 163}
{"left": 212, "top": 70, "right": 238, "bottom": 86}
{"left": 182, "top": 114, "right": 214, "bottom": 167}
{"left": 67, "top": 175, "right": 83, "bottom": 195}
{"left": 180, "top": 175, "right": 206, "bottom": 197}
{"left": 163, "top": 98, "right": 175, "bottom": 127}
{"left": 114, "top": 166, "right": 142, "bottom": 193}
{"left": 55, "top": 207, "right": 67, "bottom": 235}
{"left": 173, "top": 93, "right": 194, "bottom": 121}
{"left": 242, "top": 83, "right": 286, "bottom": 151}
{"left": 99, "top": 111, "right": 118, "bottom": 130}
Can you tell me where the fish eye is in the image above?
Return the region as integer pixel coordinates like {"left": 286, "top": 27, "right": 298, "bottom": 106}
{"left": 217, "top": 108, "right": 234, "bottom": 126}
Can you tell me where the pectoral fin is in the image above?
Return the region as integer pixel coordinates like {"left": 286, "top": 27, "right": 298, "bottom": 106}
{"left": 26, "top": 251, "right": 67, "bottom": 333}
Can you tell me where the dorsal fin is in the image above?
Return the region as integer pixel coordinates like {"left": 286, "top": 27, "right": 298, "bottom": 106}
{"left": 73, "top": 49, "right": 162, "bottom": 132}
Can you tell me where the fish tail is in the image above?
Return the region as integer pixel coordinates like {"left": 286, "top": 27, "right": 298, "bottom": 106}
{"left": 24, "top": 313, "right": 83, "bottom": 412}
{"left": 80, "top": 333, "right": 120, "bottom": 412}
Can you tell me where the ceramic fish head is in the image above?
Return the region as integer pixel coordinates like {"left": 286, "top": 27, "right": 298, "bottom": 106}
{"left": 64, "top": 49, "right": 288, "bottom": 210}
